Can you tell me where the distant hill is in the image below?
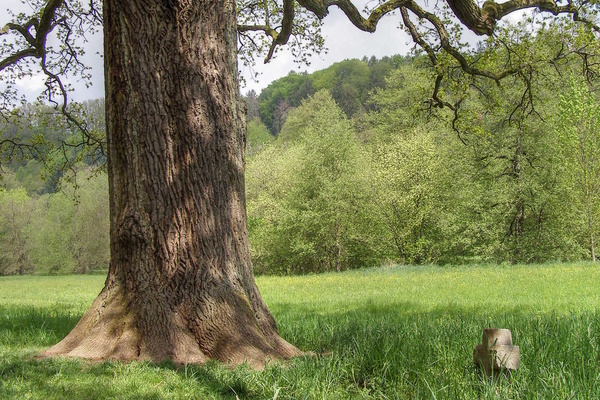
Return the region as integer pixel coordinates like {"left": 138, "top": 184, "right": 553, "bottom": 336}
{"left": 244, "top": 55, "right": 413, "bottom": 136}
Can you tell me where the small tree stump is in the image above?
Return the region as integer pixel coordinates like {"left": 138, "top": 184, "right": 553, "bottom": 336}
{"left": 473, "top": 328, "right": 519, "bottom": 377}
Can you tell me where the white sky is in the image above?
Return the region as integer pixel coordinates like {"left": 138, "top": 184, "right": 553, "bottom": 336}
{"left": 2, "top": 1, "right": 413, "bottom": 101}
{"left": 241, "top": 6, "right": 413, "bottom": 94}
{"left": 2, "top": 2, "right": 539, "bottom": 102}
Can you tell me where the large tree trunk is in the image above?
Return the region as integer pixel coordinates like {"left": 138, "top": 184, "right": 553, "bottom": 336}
{"left": 42, "top": 0, "right": 301, "bottom": 368}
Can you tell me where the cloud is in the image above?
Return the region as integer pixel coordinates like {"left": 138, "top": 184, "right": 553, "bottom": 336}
{"left": 14, "top": 73, "right": 47, "bottom": 100}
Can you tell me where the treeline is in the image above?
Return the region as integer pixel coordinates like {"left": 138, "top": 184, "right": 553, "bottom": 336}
{"left": 0, "top": 168, "right": 109, "bottom": 275}
{"left": 2, "top": 24, "right": 600, "bottom": 275}
{"left": 0, "top": 100, "right": 109, "bottom": 275}
{"left": 244, "top": 55, "right": 409, "bottom": 136}
{"left": 245, "top": 26, "right": 600, "bottom": 274}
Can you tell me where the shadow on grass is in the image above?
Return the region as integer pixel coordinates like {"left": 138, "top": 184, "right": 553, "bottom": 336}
{"left": 0, "top": 304, "right": 81, "bottom": 347}
{"left": 0, "top": 357, "right": 128, "bottom": 400}
{"left": 0, "top": 305, "right": 269, "bottom": 399}
{"left": 0, "top": 355, "right": 264, "bottom": 399}
{"left": 1, "top": 302, "right": 599, "bottom": 399}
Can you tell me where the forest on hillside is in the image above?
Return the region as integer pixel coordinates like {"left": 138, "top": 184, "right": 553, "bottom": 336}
{"left": 1, "top": 21, "right": 600, "bottom": 275}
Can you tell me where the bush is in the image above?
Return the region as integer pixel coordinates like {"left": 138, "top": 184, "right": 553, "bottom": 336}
{"left": 247, "top": 91, "right": 382, "bottom": 274}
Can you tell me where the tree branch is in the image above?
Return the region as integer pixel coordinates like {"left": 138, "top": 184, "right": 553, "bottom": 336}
{"left": 1, "top": 0, "right": 106, "bottom": 170}
{"left": 297, "top": 0, "right": 409, "bottom": 32}
{"left": 403, "top": 0, "right": 522, "bottom": 82}
{"left": 0, "top": 0, "right": 64, "bottom": 71}
{"left": 264, "top": 0, "right": 295, "bottom": 62}
{"left": 0, "top": 49, "right": 37, "bottom": 72}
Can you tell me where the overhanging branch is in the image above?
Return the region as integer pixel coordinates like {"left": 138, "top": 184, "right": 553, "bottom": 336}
{"left": 1, "top": 0, "right": 106, "bottom": 168}
{"left": 0, "top": 0, "right": 64, "bottom": 69}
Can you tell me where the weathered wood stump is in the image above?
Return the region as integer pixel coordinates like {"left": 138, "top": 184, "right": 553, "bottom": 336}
{"left": 473, "top": 328, "right": 519, "bottom": 377}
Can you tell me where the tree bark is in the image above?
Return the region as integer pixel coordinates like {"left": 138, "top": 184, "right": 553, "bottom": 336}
{"left": 42, "top": 0, "right": 301, "bottom": 368}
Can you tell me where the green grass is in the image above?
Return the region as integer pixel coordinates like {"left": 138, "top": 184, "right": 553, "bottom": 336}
{"left": 1, "top": 263, "right": 599, "bottom": 399}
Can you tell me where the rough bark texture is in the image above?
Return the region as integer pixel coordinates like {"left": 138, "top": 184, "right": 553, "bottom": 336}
{"left": 445, "top": 0, "right": 495, "bottom": 35}
{"left": 42, "top": 0, "right": 301, "bottom": 368}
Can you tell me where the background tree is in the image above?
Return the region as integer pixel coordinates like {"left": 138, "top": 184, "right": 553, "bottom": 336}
{"left": 243, "top": 89, "right": 261, "bottom": 121}
{"left": 362, "top": 63, "right": 456, "bottom": 264}
{"left": 246, "top": 117, "right": 274, "bottom": 157}
{"left": 28, "top": 168, "right": 110, "bottom": 274}
{"left": 258, "top": 71, "right": 315, "bottom": 134}
{"left": 0, "top": 188, "right": 33, "bottom": 275}
{"left": 329, "top": 59, "right": 371, "bottom": 117}
{"left": 247, "top": 91, "right": 379, "bottom": 274}
{"left": 449, "top": 23, "right": 598, "bottom": 263}
{"left": 557, "top": 78, "right": 600, "bottom": 261}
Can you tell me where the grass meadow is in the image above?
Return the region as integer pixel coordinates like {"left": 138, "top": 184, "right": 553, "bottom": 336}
{"left": 1, "top": 263, "right": 599, "bottom": 399}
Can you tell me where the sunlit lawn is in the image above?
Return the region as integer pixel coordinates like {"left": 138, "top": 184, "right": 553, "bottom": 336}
{"left": 1, "top": 263, "right": 599, "bottom": 399}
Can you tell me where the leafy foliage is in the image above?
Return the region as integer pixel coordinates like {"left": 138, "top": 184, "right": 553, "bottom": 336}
{"left": 246, "top": 24, "right": 600, "bottom": 272}
{"left": 556, "top": 78, "right": 600, "bottom": 261}
{"left": 0, "top": 188, "right": 34, "bottom": 275}
{"left": 252, "top": 56, "right": 412, "bottom": 135}
{"left": 237, "top": 0, "right": 325, "bottom": 75}
{"left": 247, "top": 91, "right": 380, "bottom": 274}
{"left": 0, "top": 167, "right": 109, "bottom": 275}
{"left": 245, "top": 117, "right": 274, "bottom": 157}
{"left": 2, "top": 23, "right": 600, "bottom": 275}
{"left": 256, "top": 71, "right": 315, "bottom": 134}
